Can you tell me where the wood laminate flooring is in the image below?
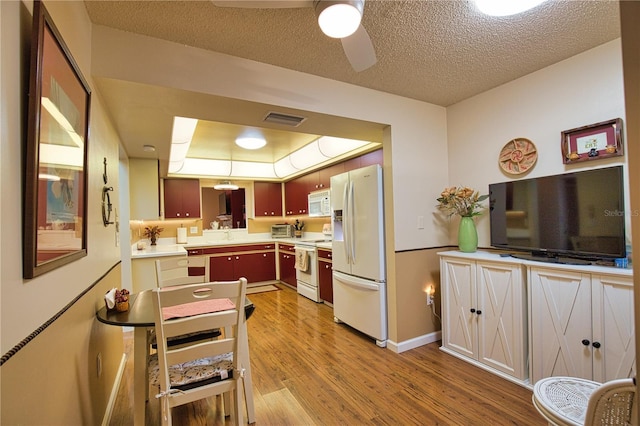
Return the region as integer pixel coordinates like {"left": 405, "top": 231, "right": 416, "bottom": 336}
{"left": 109, "top": 285, "right": 545, "bottom": 425}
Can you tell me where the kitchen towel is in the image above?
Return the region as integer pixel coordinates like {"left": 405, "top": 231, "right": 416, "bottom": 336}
{"left": 294, "top": 249, "right": 309, "bottom": 272}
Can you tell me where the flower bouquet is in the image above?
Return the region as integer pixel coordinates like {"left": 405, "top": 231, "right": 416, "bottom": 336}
{"left": 436, "top": 186, "right": 488, "bottom": 218}
{"left": 436, "top": 186, "right": 488, "bottom": 253}
{"left": 115, "top": 288, "right": 130, "bottom": 312}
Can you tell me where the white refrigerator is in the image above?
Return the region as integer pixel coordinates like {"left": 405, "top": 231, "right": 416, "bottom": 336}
{"left": 331, "top": 164, "right": 387, "bottom": 347}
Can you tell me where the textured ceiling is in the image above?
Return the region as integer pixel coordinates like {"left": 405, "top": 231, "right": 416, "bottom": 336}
{"left": 83, "top": 0, "right": 621, "bottom": 176}
{"left": 84, "top": 0, "right": 620, "bottom": 106}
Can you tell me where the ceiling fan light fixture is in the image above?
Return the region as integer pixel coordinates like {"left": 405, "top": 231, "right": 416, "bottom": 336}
{"left": 316, "top": 0, "right": 363, "bottom": 39}
{"left": 474, "top": 0, "right": 548, "bottom": 16}
{"left": 235, "top": 137, "right": 266, "bottom": 150}
{"left": 214, "top": 181, "right": 239, "bottom": 190}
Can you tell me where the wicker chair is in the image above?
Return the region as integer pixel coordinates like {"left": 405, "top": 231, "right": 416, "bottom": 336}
{"left": 532, "top": 376, "right": 636, "bottom": 426}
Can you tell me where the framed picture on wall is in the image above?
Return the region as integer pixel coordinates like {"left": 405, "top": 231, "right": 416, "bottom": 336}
{"left": 23, "top": 0, "right": 91, "bottom": 278}
{"left": 561, "top": 118, "right": 623, "bottom": 164}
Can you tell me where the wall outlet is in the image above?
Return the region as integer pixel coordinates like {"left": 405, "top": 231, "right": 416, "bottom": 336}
{"left": 190, "top": 226, "right": 198, "bottom": 234}
{"left": 427, "top": 293, "right": 433, "bottom": 306}
{"left": 417, "top": 215, "right": 425, "bottom": 229}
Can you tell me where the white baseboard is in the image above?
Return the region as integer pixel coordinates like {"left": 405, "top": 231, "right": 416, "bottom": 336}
{"left": 101, "top": 353, "right": 128, "bottom": 426}
{"left": 386, "top": 330, "right": 442, "bottom": 353}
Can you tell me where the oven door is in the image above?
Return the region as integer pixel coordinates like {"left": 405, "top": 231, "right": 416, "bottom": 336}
{"left": 295, "top": 246, "right": 316, "bottom": 283}
{"left": 295, "top": 245, "right": 320, "bottom": 302}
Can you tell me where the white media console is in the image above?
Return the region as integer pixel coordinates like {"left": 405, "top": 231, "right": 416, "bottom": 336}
{"left": 438, "top": 250, "right": 635, "bottom": 388}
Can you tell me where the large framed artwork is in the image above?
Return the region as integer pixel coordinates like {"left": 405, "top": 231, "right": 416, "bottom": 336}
{"left": 23, "top": 0, "right": 91, "bottom": 278}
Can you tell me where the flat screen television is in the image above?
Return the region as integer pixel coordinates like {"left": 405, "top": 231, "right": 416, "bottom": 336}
{"left": 489, "top": 165, "right": 626, "bottom": 264}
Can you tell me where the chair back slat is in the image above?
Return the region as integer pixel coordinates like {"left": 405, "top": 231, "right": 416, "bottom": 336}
{"left": 158, "top": 280, "right": 243, "bottom": 305}
{"left": 162, "top": 311, "right": 238, "bottom": 339}
{"left": 155, "top": 257, "right": 207, "bottom": 288}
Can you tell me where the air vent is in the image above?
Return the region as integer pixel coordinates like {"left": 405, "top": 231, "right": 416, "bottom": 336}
{"left": 263, "top": 111, "right": 307, "bottom": 127}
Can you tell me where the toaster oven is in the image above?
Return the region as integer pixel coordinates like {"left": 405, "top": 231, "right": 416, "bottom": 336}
{"left": 271, "top": 224, "right": 294, "bottom": 238}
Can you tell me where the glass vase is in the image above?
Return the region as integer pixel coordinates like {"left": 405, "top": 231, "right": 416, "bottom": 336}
{"left": 458, "top": 216, "right": 478, "bottom": 253}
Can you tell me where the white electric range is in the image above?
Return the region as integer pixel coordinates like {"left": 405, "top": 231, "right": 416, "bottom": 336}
{"left": 294, "top": 238, "right": 331, "bottom": 303}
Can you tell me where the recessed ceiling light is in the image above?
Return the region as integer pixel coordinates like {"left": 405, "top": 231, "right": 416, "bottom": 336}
{"left": 235, "top": 137, "right": 266, "bottom": 150}
{"left": 474, "top": 0, "right": 547, "bottom": 16}
{"left": 143, "top": 144, "right": 156, "bottom": 152}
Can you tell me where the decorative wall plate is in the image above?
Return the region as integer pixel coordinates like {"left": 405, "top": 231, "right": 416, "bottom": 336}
{"left": 499, "top": 138, "right": 538, "bottom": 175}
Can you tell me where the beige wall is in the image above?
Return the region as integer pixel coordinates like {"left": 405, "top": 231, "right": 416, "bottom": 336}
{"left": 393, "top": 249, "right": 443, "bottom": 343}
{"left": 1, "top": 265, "right": 124, "bottom": 425}
{"left": 446, "top": 39, "right": 627, "bottom": 248}
{"left": 1, "top": 1, "right": 125, "bottom": 423}
{"left": 1, "top": 0, "right": 124, "bottom": 353}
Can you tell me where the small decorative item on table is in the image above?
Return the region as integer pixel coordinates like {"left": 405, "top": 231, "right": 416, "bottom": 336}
{"left": 143, "top": 225, "right": 164, "bottom": 246}
{"left": 115, "top": 288, "right": 130, "bottom": 312}
{"left": 436, "top": 186, "right": 488, "bottom": 253}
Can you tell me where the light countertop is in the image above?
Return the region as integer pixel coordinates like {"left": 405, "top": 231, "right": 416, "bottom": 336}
{"left": 131, "top": 234, "right": 333, "bottom": 259}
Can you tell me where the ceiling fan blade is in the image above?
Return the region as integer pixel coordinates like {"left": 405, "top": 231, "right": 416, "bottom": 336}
{"left": 212, "top": 0, "right": 311, "bottom": 8}
{"left": 341, "top": 24, "right": 377, "bottom": 72}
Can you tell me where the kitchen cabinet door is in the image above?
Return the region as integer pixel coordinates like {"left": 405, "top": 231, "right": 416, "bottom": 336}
{"left": 318, "top": 163, "right": 344, "bottom": 190}
{"left": 440, "top": 252, "right": 527, "bottom": 382}
{"left": 530, "top": 267, "right": 636, "bottom": 384}
{"left": 209, "top": 255, "right": 235, "bottom": 282}
{"left": 592, "top": 274, "right": 636, "bottom": 382}
{"left": 343, "top": 149, "right": 383, "bottom": 172}
{"left": 164, "top": 178, "right": 200, "bottom": 219}
{"left": 318, "top": 259, "right": 333, "bottom": 303}
{"left": 441, "top": 257, "right": 477, "bottom": 360}
{"left": 359, "top": 149, "right": 383, "bottom": 167}
{"left": 529, "top": 267, "right": 592, "bottom": 382}
{"left": 284, "top": 178, "right": 307, "bottom": 216}
{"left": 279, "top": 251, "right": 296, "bottom": 287}
{"left": 254, "top": 182, "right": 282, "bottom": 217}
{"left": 476, "top": 261, "right": 526, "bottom": 379}
{"left": 236, "top": 251, "right": 276, "bottom": 283}
{"left": 209, "top": 249, "right": 275, "bottom": 284}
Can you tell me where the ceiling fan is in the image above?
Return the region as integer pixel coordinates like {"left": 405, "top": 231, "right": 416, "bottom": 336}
{"left": 212, "top": 0, "right": 377, "bottom": 72}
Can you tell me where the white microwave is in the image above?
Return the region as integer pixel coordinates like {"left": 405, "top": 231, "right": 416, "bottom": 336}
{"left": 308, "top": 190, "right": 331, "bottom": 217}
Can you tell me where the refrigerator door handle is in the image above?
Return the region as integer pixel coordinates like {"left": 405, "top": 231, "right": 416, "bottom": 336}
{"left": 334, "top": 271, "right": 382, "bottom": 291}
{"left": 348, "top": 180, "right": 356, "bottom": 264}
{"left": 342, "top": 182, "right": 351, "bottom": 264}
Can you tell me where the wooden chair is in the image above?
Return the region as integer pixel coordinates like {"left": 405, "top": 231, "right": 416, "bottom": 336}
{"left": 155, "top": 256, "right": 207, "bottom": 288}
{"left": 148, "top": 278, "right": 248, "bottom": 425}
{"left": 532, "top": 376, "right": 636, "bottom": 426}
{"left": 153, "top": 257, "right": 222, "bottom": 347}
